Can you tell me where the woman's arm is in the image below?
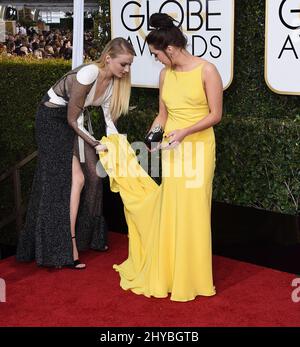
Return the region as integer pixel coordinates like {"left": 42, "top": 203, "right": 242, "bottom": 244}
{"left": 166, "top": 63, "right": 223, "bottom": 144}
{"left": 148, "top": 68, "right": 168, "bottom": 130}
{"left": 186, "top": 62, "right": 223, "bottom": 133}
{"left": 67, "top": 80, "right": 100, "bottom": 148}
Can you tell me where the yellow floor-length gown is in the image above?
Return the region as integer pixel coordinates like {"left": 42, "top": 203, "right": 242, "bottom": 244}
{"left": 99, "top": 64, "right": 216, "bottom": 301}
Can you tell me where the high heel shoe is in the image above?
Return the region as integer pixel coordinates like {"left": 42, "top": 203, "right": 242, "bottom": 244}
{"left": 72, "top": 259, "right": 86, "bottom": 270}
{"left": 71, "top": 236, "right": 86, "bottom": 270}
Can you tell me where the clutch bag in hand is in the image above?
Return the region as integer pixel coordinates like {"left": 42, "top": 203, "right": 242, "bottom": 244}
{"left": 144, "top": 124, "right": 164, "bottom": 149}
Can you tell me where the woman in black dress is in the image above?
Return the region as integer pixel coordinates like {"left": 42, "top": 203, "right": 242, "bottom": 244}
{"left": 16, "top": 38, "right": 135, "bottom": 269}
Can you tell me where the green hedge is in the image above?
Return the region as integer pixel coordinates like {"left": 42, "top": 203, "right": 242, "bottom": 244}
{"left": 0, "top": 57, "right": 71, "bottom": 170}
{"left": 213, "top": 115, "right": 299, "bottom": 215}
{"left": 224, "top": 0, "right": 299, "bottom": 119}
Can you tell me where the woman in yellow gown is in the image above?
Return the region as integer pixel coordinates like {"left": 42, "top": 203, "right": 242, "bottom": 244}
{"left": 99, "top": 13, "right": 223, "bottom": 301}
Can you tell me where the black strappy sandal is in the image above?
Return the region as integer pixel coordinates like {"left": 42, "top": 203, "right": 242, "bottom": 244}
{"left": 72, "top": 259, "right": 86, "bottom": 270}
{"left": 71, "top": 236, "right": 86, "bottom": 270}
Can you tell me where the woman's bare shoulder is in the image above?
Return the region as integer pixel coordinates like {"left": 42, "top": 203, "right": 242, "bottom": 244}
{"left": 200, "top": 60, "right": 220, "bottom": 78}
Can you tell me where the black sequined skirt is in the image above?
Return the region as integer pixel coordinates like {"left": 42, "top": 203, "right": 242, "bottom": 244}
{"left": 16, "top": 100, "right": 108, "bottom": 267}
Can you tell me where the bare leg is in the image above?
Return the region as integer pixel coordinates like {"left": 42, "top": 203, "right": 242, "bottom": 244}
{"left": 70, "top": 155, "right": 86, "bottom": 269}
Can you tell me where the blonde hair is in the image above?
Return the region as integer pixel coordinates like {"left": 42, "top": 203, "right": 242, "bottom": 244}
{"left": 95, "top": 38, "right": 135, "bottom": 122}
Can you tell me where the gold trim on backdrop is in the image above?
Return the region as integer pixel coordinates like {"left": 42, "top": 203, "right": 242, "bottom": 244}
{"left": 224, "top": 0, "right": 235, "bottom": 91}
{"left": 264, "top": 0, "right": 300, "bottom": 95}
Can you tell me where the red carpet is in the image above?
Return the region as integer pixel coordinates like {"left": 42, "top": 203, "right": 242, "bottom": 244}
{"left": 0, "top": 232, "right": 299, "bottom": 327}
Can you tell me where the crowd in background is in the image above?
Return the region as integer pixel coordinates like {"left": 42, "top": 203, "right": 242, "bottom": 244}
{"left": 0, "top": 26, "right": 100, "bottom": 61}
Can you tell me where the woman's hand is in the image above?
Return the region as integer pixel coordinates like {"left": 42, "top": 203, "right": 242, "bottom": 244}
{"left": 95, "top": 144, "right": 108, "bottom": 152}
{"left": 162, "top": 128, "right": 188, "bottom": 149}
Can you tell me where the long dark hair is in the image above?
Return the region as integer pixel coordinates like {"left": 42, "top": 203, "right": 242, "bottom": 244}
{"left": 146, "top": 13, "right": 187, "bottom": 53}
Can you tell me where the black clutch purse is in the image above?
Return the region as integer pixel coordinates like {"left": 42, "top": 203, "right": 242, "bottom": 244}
{"left": 144, "top": 124, "right": 164, "bottom": 149}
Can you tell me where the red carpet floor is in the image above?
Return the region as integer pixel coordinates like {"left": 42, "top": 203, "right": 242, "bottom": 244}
{"left": 0, "top": 232, "right": 299, "bottom": 327}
